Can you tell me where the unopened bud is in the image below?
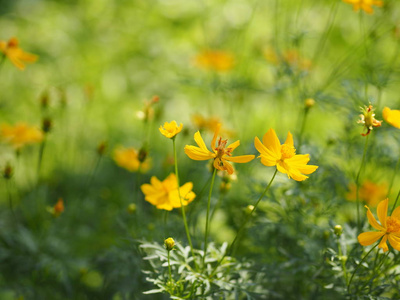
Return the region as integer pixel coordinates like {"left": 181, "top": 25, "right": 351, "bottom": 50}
{"left": 334, "top": 225, "right": 343, "bottom": 237}
{"left": 97, "top": 141, "right": 107, "bottom": 156}
{"left": 164, "top": 237, "right": 175, "bottom": 251}
{"left": 127, "top": 203, "right": 136, "bottom": 214}
{"left": 42, "top": 118, "right": 52, "bottom": 133}
{"left": 3, "top": 164, "right": 13, "bottom": 179}
{"left": 246, "top": 205, "right": 255, "bottom": 215}
{"left": 304, "top": 98, "right": 315, "bottom": 109}
{"left": 40, "top": 91, "right": 49, "bottom": 109}
{"left": 138, "top": 147, "right": 148, "bottom": 163}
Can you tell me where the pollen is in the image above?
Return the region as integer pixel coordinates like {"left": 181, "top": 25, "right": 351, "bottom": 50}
{"left": 281, "top": 144, "right": 296, "bottom": 160}
{"left": 386, "top": 217, "right": 400, "bottom": 233}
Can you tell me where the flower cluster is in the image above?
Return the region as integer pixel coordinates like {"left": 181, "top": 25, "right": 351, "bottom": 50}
{"left": 0, "top": 37, "right": 38, "bottom": 70}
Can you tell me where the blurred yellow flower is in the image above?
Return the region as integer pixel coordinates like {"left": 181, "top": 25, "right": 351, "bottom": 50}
{"left": 254, "top": 129, "right": 318, "bottom": 181}
{"left": 342, "top": 0, "right": 383, "bottom": 14}
{"left": 383, "top": 107, "right": 400, "bottom": 129}
{"left": 0, "top": 37, "right": 38, "bottom": 70}
{"left": 346, "top": 180, "right": 387, "bottom": 207}
{"left": 263, "top": 48, "right": 312, "bottom": 71}
{"left": 191, "top": 114, "right": 234, "bottom": 137}
{"left": 358, "top": 104, "right": 381, "bottom": 136}
{"left": 358, "top": 198, "right": 400, "bottom": 252}
{"left": 184, "top": 124, "right": 255, "bottom": 174}
{"left": 47, "top": 198, "right": 65, "bottom": 217}
{"left": 195, "top": 50, "right": 234, "bottom": 72}
{"left": 1, "top": 123, "right": 44, "bottom": 149}
{"left": 113, "top": 147, "right": 151, "bottom": 172}
{"left": 159, "top": 121, "right": 183, "bottom": 139}
{"left": 140, "top": 173, "right": 195, "bottom": 211}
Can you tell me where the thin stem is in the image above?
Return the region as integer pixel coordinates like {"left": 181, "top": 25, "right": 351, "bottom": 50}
{"left": 202, "top": 168, "right": 217, "bottom": 269}
{"left": 0, "top": 54, "right": 5, "bottom": 72}
{"left": 6, "top": 179, "right": 17, "bottom": 222}
{"left": 297, "top": 108, "right": 309, "bottom": 152}
{"left": 167, "top": 250, "right": 172, "bottom": 283}
{"left": 387, "top": 155, "right": 400, "bottom": 199}
{"left": 347, "top": 243, "right": 378, "bottom": 294}
{"left": 390, "top": 188, "right": 400, "bottom": 215}
{"left": 337, "top": 237, "right": 348, "bottom": 286}
{"left": 172, "top": 138, "right": 196, "bottom": 267}
{"left": 356, "top": 135, "right": 369, "bottom": 231}
{"left": 210, "top": 169, "right": 278, "bottom": 277}
{"left": 37, "top": 137, "right": 47, "bottom": 181}
{"left": 362, "top": 251, "right": 390, "bottom": 291}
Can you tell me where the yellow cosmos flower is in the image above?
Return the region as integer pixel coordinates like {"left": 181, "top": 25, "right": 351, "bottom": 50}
{"left": 159, "top": 121, "right": 183, "bottom": 139}
{"left": 346, "top": 180, "right": 387, "bottom": 207}
{"left": 254, "top": 129, "right": 318, "bottom": 181}
{"left": 1, "top": 123, "right": 44, "bottom": 149}
{"left": 184, "top": 124, "right": 255, "bottom": 175}
{"left": 47, "top": 198, "right": 65, "bottom": 217}
{"left": 358, "top": 199, "right": 400, "bottom": 252}
{"left": 0, "top": 37, "right": 38, "bottom": 70}
{"left": 342, "top": 0, "right": 383, "bottom": 14}
{"left": 140, "top": 173, "right": 195, "bottom": 211}
{"left": 358, "top": 105, "right": 381, "bottom": 136}
{"left": 195, "top": 50, "right": 234, "bottom": 72}
{"left": 383, "top": 107, "right": 400, "bottom": 129}
{"left": 113, "top": 147, "right": 151, "bottom": 172}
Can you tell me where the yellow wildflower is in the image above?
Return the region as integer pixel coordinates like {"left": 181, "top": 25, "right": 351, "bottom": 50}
{"left": 383, "top": 107, "right": 400, "bottom": 129}
{"left": 140, "top": 173, "right": 195, "bottom": 211}
{"left": 343, "top": 0, "right": 383, "bottom": 14}
{"left": 0, "top": 37, "right": 38, "bottom": 70}
{"left": 195, "top": 50, "right": 234, "bottom": 72}
{"left": 263, "top": 48, "right": 311, "bottom": 71}
{"left": 1, "top": 123, "right": 44, "bottom": 149}
{"left": 254, "top": 128, "right": 318, "bottom": 181}
{"left": 358, "top": 198, "right": 400, "bottom": 252}
{"left": 184, "top": 124, "right": 255, "bottom": 175}
{"left": 159, "top": 121, "right": 183, "bottom": 139}
{"left": 358, "top": 105, "right": 381, "bottom": 136}
{"left": 346, "top": 180, "right": 387, "bottom": 207}
{"left": 47, "top": 198, "right": 65, "bottom": 217}
{"left": 113, "top": 146, "right": 151, "bottom": 172}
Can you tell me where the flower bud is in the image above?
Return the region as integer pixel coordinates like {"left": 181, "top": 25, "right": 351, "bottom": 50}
{"left": 304, "top": 98, "right": 315, "bottom": 109}
{"left": 127, "top": 203, "right": 137, "bottom": 214}
{"left": 42, "top": 118, "right": 52, "bottom": 133}
{"left": 3, "top": 164, "right": 13, "bottom": 179}
{"left": 164, "top": 237, "right": 175, "bottom": 251}
{"left": 246, "top": 205, "right": 255, "bottom": 215}
{"left": 97, "top": 141, "right": 107, "bottom": 156}
{"left": 334, "top": 225, "right": 343, "bottom": 237}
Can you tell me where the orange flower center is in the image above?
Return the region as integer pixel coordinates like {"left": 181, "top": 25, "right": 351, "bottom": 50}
{"left": 281, "top": 144, "right": 296, "bottom": 160}
{"left": 215, "top": 137, "right": 232, "bottom": 159}
{"left": 386, "top": 217, "right": 400, "bottom": 233}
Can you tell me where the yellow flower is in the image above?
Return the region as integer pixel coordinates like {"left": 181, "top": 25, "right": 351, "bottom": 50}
{"left": 113, "top": 147, "right": 151, "bottom": 172}
{"left": 358, "top": 198, "right": 400, "bottom": 252}
{"left": 263, "top": 48, "right": 312, "bottom": 71}
{"left": 159, "top": 121, "right": 183, "bottom": 139}
{"left": 0, "top": 37, "right": 38, "bottom": 70}
{"left": 47, "top": 198, "right": 65, "bottom": 217}
{"left": 140, "top": 173, "right": 195, "bottom": 211}
{"left": 358, "top": 104, "right": 381, "bottom": 136}
{"left": 184, "top": 124, "right": 255, "bottom": 175}
{"left": 1, "top": 123, "right": 44, "bottom": 149}
{"left": 195, "top": 50, "right": 234, "bottom": 72}
{"left": 254, "top": 129, "right": 318, "bottom": 181}
{"left": 342, "top": 0, "right": 383, "bottom": 14}
{"left": 383, "top": 107, "right": 400, "bottom": 129}
{"left": 346, "top": 180, "right": 387, "bottom": 207}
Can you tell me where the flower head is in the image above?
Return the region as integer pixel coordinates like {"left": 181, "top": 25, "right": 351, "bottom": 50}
{"left": 0, "top": 37, "right": 38, "bottom": 70}
{"left": 358, "top": 105, "right": 382, "bottom": 136}
{"left": 141, "top": 173, "right": 195, "bottom": 211}
{"left": 346, "top": 180, "right": 387, "bottom": 207}
{"left": 164, "top": 237, "right": 175, "bottom": 251}
{"left": 358, "top": 199, "right": 400, "bottom": 252}
{"left": 342, "top": 0, "right": 383, "bottom": 14}
{"left": 195, "top": 50, "right": 234, "bottom": 72}
{"left": 159, "top": 121, "right": 183, "bottom": 139}
{"left": 383, "top": 107, "right": 400, "bottom": 129}
{"left": 47, "top": 198, "right": 65, "bottom": 217}
{"left": 184, "top": 124, "right": 255, "bottom": 174}
{"left": 113, "top": 146, "right": 151, "bottom": 172}
{"left": 254, "top": 129, "right": 318, "bottom": 181}
{"left": 1, "top": 123, "right": 44, "bottom": 149}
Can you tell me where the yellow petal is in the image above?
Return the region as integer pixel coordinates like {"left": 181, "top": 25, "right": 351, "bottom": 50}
{"left": 254, "top": 136, "right": 279, "bottom": 160}
{"left": 224, "top": 155, "right": 255, "bottom": 163}
{"left": 388, "top": 234, "right": 400, "bottom": 251}
{"left": 391, "top": 206, "right": 400, "bottom": 219}
{"left": 378, "top": 235, "right": 389, "bottom": 252}
{"left": 262, "top": 129, "right": 281, "bottom": 159}
{"left": 184, "top": 145, "right": 215, "bottom": 160}
{"left": 260, "top": 155, "right": 277, "bottom": 167}
{"left": 383, "top": 107, "right": 400, "bottom": 129}
{"left": 194, "top": 131, "right": 209, "bottom": 151}
{"left": 211, "top": 123, "right": 221, "bottom": 150}
{"left": 358, "top": 231, "right": 385, "bottom": 246}
{"left": 365, "top": 205, "right": 385, "bottom": 231}
{"left": 377, "top": 198, "right": 388, "bottom": 228}
{"left": 227, "top": 140, "right": 240, "bottom": 151}
{"left": 284, "top": 131, "right": 294, "bottom": 147}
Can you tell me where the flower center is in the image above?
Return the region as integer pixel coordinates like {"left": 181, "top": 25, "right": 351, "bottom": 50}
{"left": 215, "top": 137, "right": 232, "bottom": 159}
{"left": 386, "top": 217, "right": 400, "bottom": 233}
{"left": 281, "top": 144, "right": 296, "bottom": 160}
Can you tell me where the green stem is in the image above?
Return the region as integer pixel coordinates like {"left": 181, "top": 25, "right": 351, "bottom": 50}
{"left": 297, "top": 108, "right": 309, "bottom": 152}
{"left": 362, "top": 251, "right": 390, "bottom": 291}
{"left": 6, "top": 179, "right": 17, "bottom": 222}
{"left": 210, "top": 169, "right": 278, "bottom": 277}
{"left": 356, "top": 134, "right": 369, "bottom": 232}
{"left": 387, "top": 155, "right": 400, "bottom": 199}
{"left": 337, "top": 237, "right": 348, "bottom": 286}
{"left": 347, "top": 243, "right": 378, "bottom": 294}
{"left": 390, "top": 188, "right": 400, "bottom": 215}
{"left": 202, "top": 167, "right": 217, "bottom": 269}
{"left": 37, "top": 137, "right": 47, "bottom": 181}
{"left": 172, "top": 138, "right": 196, "bottom": 267}
{"left": 167, "top": 250, "right": 172, "bottom": 283}
{"left": 0, "top": 54, "right": 5, "bottom": 72}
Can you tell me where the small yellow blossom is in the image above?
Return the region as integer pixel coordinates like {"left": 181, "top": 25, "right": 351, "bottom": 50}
{"left": 47, "top": 198, "right": 65, "bottom": 217}
{"left": 195, "top": 50, "right": 234, "bottom": 72}
{"left": 383, "top": 107, "right": 400, "bottom": 129}
{"left": 254, "top": 129, "right": 318, "bottom": 181}
{"left": 1, "top": 123, "right": 44, "bottom": 149}
{"left": 358, "top": 199, "right": 400, "bottom": 252}
{"left": 164, "top": 237, "right": 175, "bottom": 251}
{"left": 342, "top": 0, "right": 383, "bottom": 14}
{"left": 184, "top": 124, "right": 255, "bottom": 175}
{"left": 113, "top": 146, "right": 151, "bottom": 172}
{"left": 0, "top": 37, "right": 38, "bottom": 70}
{"left": 347, "top": 180, "right": 387, "bottom": 207}
{"left": 263, "top": 48, "right": 311, "bottom": 71}
{"left": 358, "top": 105, "right": 382, "bottom": 136}
{"left": 140, "top": 173, "right": 195, "bottom": 211}
{"left": 159, "top": 121, "right": 183, "bottom": 139}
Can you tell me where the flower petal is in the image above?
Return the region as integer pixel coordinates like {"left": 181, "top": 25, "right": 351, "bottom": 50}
{"left": 378, "top": 235, "right": 389, "bottom": 252}
{"left": 284, "top": 131, "right": 294, "bottom": 147}
{"left": 227, "top": 140, "right": 240, "bottom": 151}
{"left": 184, "top": 145, "right": 215, "bottom": 160}
{"left": 255, "top": 136, "right": 279, "bottom": 160}
{"left": 388, "top": 234, "right": 400, "bottom": 251}
{"left": 194, "top": 131, "right": 209, "bottom": 151}
{"left": 262, "top": 129, "right": 281, "bottom": 159}
{"left": 391, "top": 205, "right": 400, "bottom": 219}
{"left": 383, "top": 107, "right": 400, "bottom": 129}
{"left": 377, "top": 198, "right": 388, "bottom": 228}
{"left": 224, "top": 155, "right": 255, "bottom": 163}
{"left": 211, "top": 123, "right": 221, "bottom": 150}
{"left": 365, "top": 205, "right": 385, "bottom": 231}
{"left": 358, "top": 231, "right": 384, "bottom": 246}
